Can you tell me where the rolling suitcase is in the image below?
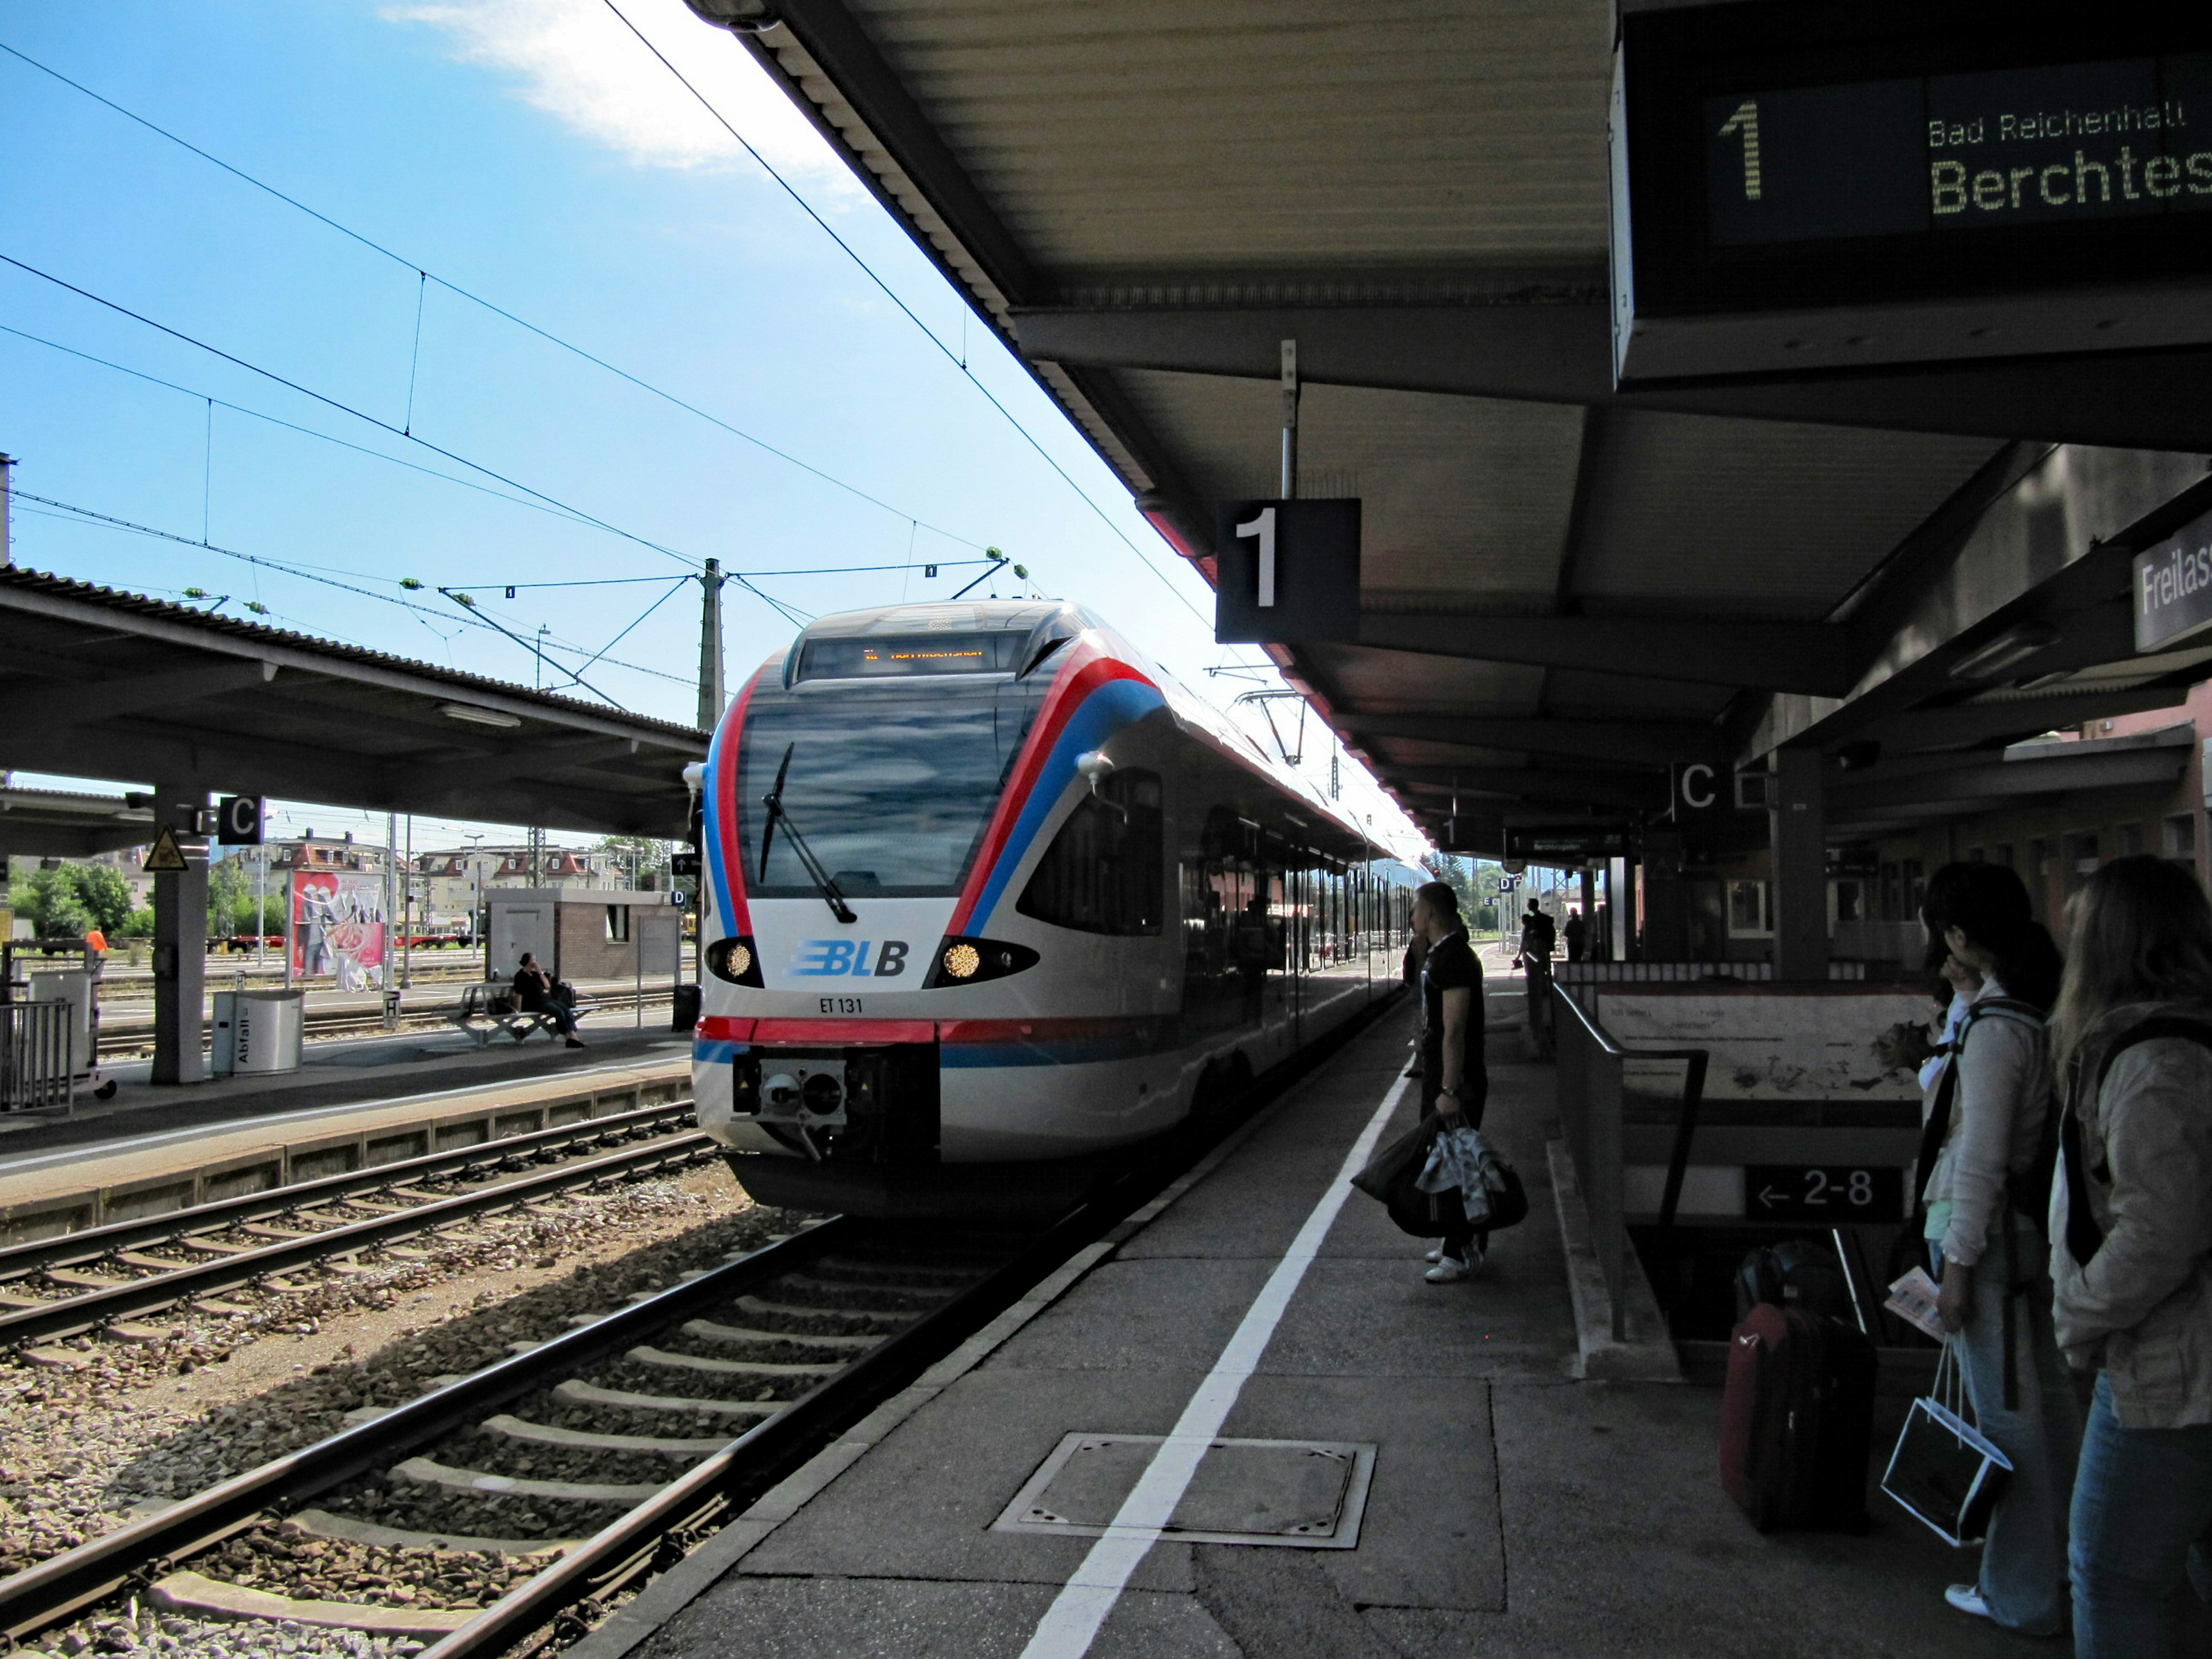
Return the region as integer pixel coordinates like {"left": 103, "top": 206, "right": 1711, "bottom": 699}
{"left": 1719, "top": 1302, "right": 1877, "bottom": 1532}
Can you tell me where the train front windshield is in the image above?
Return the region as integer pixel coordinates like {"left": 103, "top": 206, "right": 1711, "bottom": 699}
{"left": 736, "top": 679, "right": 1032, "bottom": 898}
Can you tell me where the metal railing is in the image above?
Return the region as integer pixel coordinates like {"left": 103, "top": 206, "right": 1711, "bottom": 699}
{"left": 1551, "top": 982, "right": 1706, "bottom": 1342}
{"left": 0, "top": 1001, "right": 74, "bottom": 1113}
{"left": 1555, "top": 960, "right": 1870, "bottom": 984}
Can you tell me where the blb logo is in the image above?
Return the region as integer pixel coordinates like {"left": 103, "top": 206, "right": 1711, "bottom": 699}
{"left": 792, "top": 940, "right": 910, "bottom": 978}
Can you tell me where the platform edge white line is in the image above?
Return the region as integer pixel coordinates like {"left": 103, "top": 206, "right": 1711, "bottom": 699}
{"left": 1014, "top": 1068, "right": 1412, "bottom": 1659}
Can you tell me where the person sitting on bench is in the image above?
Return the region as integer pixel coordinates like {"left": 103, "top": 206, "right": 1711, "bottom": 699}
{"left": 513, "top": 953, "right": 584, "bottom": 1048}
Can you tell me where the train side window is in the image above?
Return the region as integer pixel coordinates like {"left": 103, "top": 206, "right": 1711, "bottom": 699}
{"left": 1018, "top": 770, "right": 1164, "bottom": 935}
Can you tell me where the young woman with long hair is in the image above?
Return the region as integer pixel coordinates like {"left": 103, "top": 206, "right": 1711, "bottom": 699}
{"left": 2050, "top": 854, "right": 2212, "bottom": 1657}
{"left": 1915, "top": 861, "right": 2077, "bottom": 1634}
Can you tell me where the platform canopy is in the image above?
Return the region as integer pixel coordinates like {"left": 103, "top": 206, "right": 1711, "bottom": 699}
{"left": 0, "top": 567, "right": 708, "bottom": 838}
{"left": 683, "top": 0, "right": 2212, "bottom": 851}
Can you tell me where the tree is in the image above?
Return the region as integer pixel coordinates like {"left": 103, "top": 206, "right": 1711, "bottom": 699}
{"left": 15, "top": 864, "right": 132, "bottom": 938}
{"left": 596, "top": 834, "right": 668, "bottom": 887}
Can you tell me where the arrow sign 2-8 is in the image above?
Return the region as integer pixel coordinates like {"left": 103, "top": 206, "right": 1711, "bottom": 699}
{"left": 1743, "top": 1164, "right": 1903, "bottom": 1223}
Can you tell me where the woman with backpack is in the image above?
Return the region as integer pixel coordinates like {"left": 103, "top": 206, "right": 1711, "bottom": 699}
{"left": 1917, "top": 862, "right": 2078, "bottom": 1635}
{"left": 2051, "top": 854, "right": 2212, "bottom": 1657}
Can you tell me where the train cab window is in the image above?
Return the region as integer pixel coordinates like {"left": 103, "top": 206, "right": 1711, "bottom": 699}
{"left": 1017, "top": 770, "right": 1163, "bottom": 935}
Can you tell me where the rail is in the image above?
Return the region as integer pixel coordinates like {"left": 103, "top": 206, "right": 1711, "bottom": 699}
{"left": 0, "top": 1127, "right": 712, "bottom": 1346}
{"left": 0, "top": 1001, "right": 74, "bottom": 1114}
{"left": 1550, "top": 982, "right": 1707, "bottom": 1340}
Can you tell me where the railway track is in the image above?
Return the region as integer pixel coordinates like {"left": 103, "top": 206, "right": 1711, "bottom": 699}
{"left": 0, "top": 995, "right": 1404, "bottom": 1658}
{"left": 0, "top": 1102, "right": 711, "bottom": 1347}
{"left": 0, "top": 1110, "right": 1231, "bottom": 1656}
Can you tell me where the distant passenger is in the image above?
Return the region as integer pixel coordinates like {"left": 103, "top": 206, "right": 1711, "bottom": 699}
{"left": 1515, "top": 900, "right": 1556, "bottom": 1059}
{"left": 1411, "top": 881, "right": 1489, "bottom": 1283}
{"left": 2049, "top": 856, "right": 2212, "bottom": 1658}
{"left": 513, "top": 952, "right": 585, "bottom": 1048}
{"left": 1915, "top": 862, "right": 2075, "bottom": 1635}
{"left": 1562, "top": 908, "right": 1587, "bottom": 963}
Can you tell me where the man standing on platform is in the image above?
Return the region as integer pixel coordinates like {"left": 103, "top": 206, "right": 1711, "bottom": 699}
{"left": 1516, "top": 897, "right": 1557, "bottom": 1059}
{"left": 1412, "top": 881, "right": 1490, "bottom": 1283}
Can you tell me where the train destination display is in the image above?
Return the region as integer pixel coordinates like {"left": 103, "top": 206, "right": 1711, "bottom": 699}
{"left": 1612, "top": 7, "right": 2212, "bottom": 382}
{"left": 1707, "top": 58, "right": 2212, "bottom": 247}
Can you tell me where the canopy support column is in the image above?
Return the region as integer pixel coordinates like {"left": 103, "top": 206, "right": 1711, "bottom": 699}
{"left": 151, "top": 778, "right": 211, "bottom": 1085}
{"left": 1770, "top": 749, "right": 1828, "bottom": 981}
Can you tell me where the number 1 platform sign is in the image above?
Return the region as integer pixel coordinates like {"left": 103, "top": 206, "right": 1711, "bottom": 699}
{"left": 1214, "top": 499, "right": 1361, "bottom": 644}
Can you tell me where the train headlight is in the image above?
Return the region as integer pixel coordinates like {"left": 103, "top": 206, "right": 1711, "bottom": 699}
{"left": 706, "top": 935, "right": 763, "bottom": 987}
{"left": 923, "top": 935, "right": 1040, "bottom": 988}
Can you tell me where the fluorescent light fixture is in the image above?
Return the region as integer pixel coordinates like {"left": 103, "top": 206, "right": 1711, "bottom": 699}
{"left": 1948, "top": 622, "right": 2061, "bottom": 681}
{"left": 440, "top": 702, "right": 522, "bottom": 729}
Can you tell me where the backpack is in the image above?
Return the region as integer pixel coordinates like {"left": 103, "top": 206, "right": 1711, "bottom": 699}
{"left": 2059, "top": 1016, "right": 2212, "bottom": 1268}
{"left": 1912, "top": 997, "right": 2050, "bottom": 1228}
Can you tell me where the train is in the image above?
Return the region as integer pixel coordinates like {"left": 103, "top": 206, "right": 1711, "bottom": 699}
{"left": 690, "top": 600, "right": 1427, "bottom": 1219}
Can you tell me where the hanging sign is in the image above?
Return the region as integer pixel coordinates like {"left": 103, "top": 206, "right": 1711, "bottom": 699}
{"left": 143, "top": 826, "right": 191, "bottom": 873}
{"left": 2134, "top": 505, "right": 2212, "bottom": 652}
{"left": 217, "top": 795, "right": 266, "bottom": 846}
{"left": 1214, "top": 499, "right": 1362, "bottom": 643}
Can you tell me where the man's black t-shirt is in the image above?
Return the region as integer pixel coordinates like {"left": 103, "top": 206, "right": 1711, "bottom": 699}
{"left": 1421, "top": 929, "right": 1482, "bottom": 1056}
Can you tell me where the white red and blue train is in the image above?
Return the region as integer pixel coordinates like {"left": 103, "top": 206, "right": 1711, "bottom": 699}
{"left": 691, "top": 600, "right": 1425, "bottom": 1218}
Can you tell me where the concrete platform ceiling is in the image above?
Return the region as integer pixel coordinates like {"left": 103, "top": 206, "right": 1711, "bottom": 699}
{"left": 676, "top": 0, "right": 2212, "bottom": 853}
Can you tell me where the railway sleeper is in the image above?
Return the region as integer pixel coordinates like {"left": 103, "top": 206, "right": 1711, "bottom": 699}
{"left": 779, "top": 1271, "right": 957, "bottom": 1302}
{"left": 676, "top": 1319, "right": 874, "bottom": 1351}
{"left": 734, "top": 1293, "right": 919, "bottom": 1325}
{"left": 389, "top": 1455, "right": 663, "bottom": 1505}
{"left": 286, "top": 1506, "right": 581, "bottom": 1559}
{"left": 149, "top": 1569, "right": 479, "bottom": 1639}
{"left": 809, "top": 1256, "right": 979, "bottom": 1287}
{"left": 480, "top": 1412, "right": 726, "bottom": 1457}
{"left": 627, "top": 1344, "right": 852, "bottom": 1382}
{"left": 553, "top": 1377, "right": 781, "bottom": 1418}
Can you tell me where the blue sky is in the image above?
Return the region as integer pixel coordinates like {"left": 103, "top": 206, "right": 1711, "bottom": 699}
{"left": 0, "top": 0, "right": 1419, "bottom": 854}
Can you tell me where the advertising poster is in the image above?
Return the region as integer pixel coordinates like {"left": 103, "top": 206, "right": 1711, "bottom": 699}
{"left": 291, "top": 870, "right": 388, "bottom": 990}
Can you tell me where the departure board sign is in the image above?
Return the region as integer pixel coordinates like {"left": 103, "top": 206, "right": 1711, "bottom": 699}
{"left": 1613, "top": 4, "right": 2212, "bottom": 384}
{"left": 1706, "top": 63, "right": 2212, "bottom": 248}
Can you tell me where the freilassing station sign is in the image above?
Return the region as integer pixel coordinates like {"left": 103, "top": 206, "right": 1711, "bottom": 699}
{"left": 2135, "top": 505, "right": 2212, "bottom": 652}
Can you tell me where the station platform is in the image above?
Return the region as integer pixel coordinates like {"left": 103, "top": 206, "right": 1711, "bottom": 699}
{"left": 588, "top": 1002, "right": 2052, "bottom": 1659}
{"left": 0, "top": 1002, "right": 689, "bottom": 1162}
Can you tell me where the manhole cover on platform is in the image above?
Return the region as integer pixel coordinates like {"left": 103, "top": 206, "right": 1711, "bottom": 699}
{"left": 991, "top": 1435, "right": 1377, "bottom": 1548}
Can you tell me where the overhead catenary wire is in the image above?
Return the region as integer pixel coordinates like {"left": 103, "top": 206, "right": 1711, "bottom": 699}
{"left": 596, "top": 1, "right": 1214, "bottom": 630}
{"left": 0, "top": 39, "right": 999, "bottom": 559}
{"left": 10, "top": 488, "right": 697, "bottom": 694}
{"left": 0, "top": 252, "right": 828, "bottom": 635}
{"left": 5, "top": 321, "right": 994, "bottom": 604}
{"left": 0, "top": 249, "right": 707, "bottom": 575}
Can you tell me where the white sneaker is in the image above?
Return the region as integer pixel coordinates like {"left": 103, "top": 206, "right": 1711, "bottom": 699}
{"left": 1943, "top": 1585, "right": 1991, "bottom": 1620}
{"left": 1426, "top": 1248, "right": 1482, "bottom": 1284}
{"left": 1425, "top": 1245, "right": 1445, "bottom": 1263}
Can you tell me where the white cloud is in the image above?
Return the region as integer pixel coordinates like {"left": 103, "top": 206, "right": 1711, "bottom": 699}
{"left": 385, "top": 0, "right": 854, "bottom": 187}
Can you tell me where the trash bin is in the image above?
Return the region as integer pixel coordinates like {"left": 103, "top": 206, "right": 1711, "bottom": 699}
{"left": 671, "top": 983, "right": 701, "bottom": 1033}
{"left": 234, "top": 988, "right": 306, "bottom": 1074}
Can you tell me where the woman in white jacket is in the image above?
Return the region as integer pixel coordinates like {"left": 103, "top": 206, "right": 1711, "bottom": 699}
{"left": 1918, "top": 862, "right": 2077, "bottom": 1634}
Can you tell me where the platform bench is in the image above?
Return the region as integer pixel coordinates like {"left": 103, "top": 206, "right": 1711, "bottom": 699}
{"left": 447, "top": 983, "right": 562, "bottom": 1047}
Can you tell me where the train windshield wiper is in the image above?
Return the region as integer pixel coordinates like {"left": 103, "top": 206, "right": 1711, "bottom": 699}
{"left": 759, "top": 743, "right": 857, "bottom": 924}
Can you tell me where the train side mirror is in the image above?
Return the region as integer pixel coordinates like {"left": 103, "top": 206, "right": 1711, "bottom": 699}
{"left": 1075, "top": 750, "right": 1115, "bottom": 797}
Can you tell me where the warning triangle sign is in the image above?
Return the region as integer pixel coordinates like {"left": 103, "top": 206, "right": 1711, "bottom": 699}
{"left": 143, "top": 825, "right": 190, "bottom": 873}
